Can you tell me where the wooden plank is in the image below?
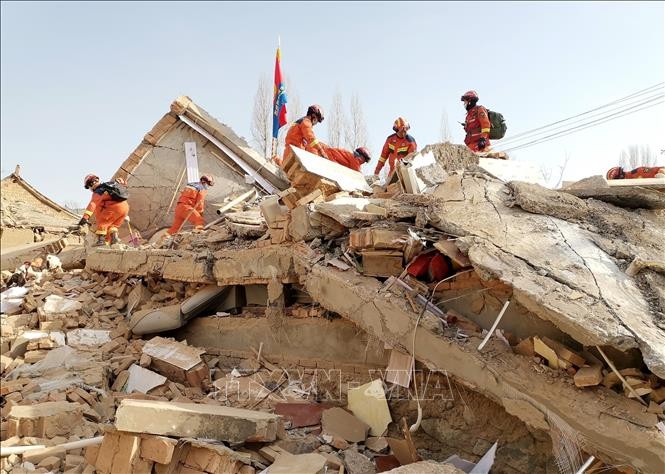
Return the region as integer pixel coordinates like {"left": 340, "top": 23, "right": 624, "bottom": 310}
{"left": 290, "top": 147, "right": 371, "bottom": 193}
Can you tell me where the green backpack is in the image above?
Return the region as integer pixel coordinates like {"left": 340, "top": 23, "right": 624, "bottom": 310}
{"left": 487, "top": 110, "right": 507, "bottom": 140}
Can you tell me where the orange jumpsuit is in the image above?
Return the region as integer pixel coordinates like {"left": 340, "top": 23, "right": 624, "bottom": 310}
{"left": 82, "top": 184, "right": 130, "bottom": 238}
{"left": 167, "top": 183, "right": 207, "bottom": 235}
{"left": 464, "top": 105, "right": 491, "bottom": 152}
{"left": 283, "top": 117, "right": 326, "bottom": 163}
{"left": 322, "top": 146, "right": 362, "bottom": 172}
{"left": 607, "top": 166, "right": 665, "bottom": 179}
{"left": 374, "top": 133, "right": 417, "bottom": 175}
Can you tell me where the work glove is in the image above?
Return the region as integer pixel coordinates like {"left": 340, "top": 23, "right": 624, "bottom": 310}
{"left": 78, "top": 217, "right": 88, "bottom": 226}
{"left": 478, "top": 137, "right": 487, "bottom": 150}
{"left": 125, "top": 216, "right": 131, "bottom": 222}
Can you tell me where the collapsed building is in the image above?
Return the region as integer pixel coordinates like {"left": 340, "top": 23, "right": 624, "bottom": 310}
{"left": 1, "top": 100, "right": 665, "bottom": 474}
{"left": 1, "top": 167, "right": 81, "bottom": 271}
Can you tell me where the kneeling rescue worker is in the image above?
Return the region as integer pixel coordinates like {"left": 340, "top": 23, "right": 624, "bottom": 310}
{"left": 461, "top": 90, "right": 491, "bottom": 152}
{"left": 282, "top": 104, "right": 328, "bottom": 164}
{"left": 606, "top": 166, "right": 665, "bottom": 180}
{"left": 323, "top": 146, "right": 371, "bottom": 172}
{"left": 167, "top": 175, "right": 214, "bottom": 235}
{"left": 79, "top": 174, "right": 130, "bottom": 246}
{"left": 374, "top": 117, "right": 417, "bottom": 178}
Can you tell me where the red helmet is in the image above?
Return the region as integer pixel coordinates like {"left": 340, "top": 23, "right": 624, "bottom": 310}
{"left": 461, "top": 90, "right": 479, "bottom": 101}
{"left": 84, "top": 174, "right": 99, "bottom": 189}
{"left": 354, "top": 147, "right": 371, "bottom": 163}
{"left": 200, "top": 175, "right": 214, "bottom": 186}
{"left": 606, "top": 166, "right": 624, "bottom": 180}
{"left": 114, "top": 177, "right": 127, "bottom": 186}
{"left": 307, "top": 104, "right": 325, "bottom": 122}
{"left": 392, "top": 117, "right": 410, "bottom": 133}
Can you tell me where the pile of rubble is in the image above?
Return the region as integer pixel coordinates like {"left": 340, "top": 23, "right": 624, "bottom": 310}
{"left": 2, "top": 142, "right": 665, "bottom": 473}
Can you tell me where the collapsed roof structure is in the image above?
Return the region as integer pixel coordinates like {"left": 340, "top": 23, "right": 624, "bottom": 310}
{"left": 113, "top": 96, "right": 288, "bottom": 235}
{"left": 2, "top": 99, "right": 665, "bottom": 474}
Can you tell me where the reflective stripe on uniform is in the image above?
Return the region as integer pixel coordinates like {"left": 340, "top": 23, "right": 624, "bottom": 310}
{"left": 84, "top": 210, "right": 93, "bottom": 217}
{"left": 481, "top": 128, "right": 490, "bottom": 133}
{"left": 397, "top": 146, "right": 409, "bottom": 153}
{"left": 378, "top": 157, "right": 387, "bottom": 163}
{"left": 310, "top": 139, "right": 319, "bottom": 146}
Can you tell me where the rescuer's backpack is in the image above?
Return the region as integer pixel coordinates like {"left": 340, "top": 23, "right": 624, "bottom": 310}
{"left": 487, "top": 110, "right": 507, "bottom": 140}
{"left": 98, "top": 182, "right": 129, "bottom": 202}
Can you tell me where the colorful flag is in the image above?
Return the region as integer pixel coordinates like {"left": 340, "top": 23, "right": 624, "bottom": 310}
{"left": 272, "top": 45, "right": 288, "bottom": 140}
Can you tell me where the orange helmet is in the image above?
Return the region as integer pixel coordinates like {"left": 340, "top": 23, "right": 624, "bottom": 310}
{"left": 200, "top": 175, "right": 214, "bottom": 186}
{"left": 307, "top": 104, "right": 324, "bottom": 122}
{"left": 354, "top": 147, "right": 371, "bottom": 163}
{"left": 114, "top": 177, "right": 127, "bottom": 186}
{"left": 606, "top": 166, "right": 624, "bottom": 180}
{"left": 393, "top": 117, "right": 410, "bottom": 133}
{"left": 84, "top": 174, "right": 99, "bottom": 189}
{"left": 461, "top": 90, "right": 479, "bottom": 101}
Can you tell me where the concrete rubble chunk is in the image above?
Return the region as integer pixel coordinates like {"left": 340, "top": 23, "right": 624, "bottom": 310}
{"left": 322, "top": 407, "right": 370, "bottom": 443}
{"left": 8, "top": 401, "right": 83, "bottom": 438}
{"left": 347, "top": 379, "right": 392, "bottom": 437}
{"left": 384, "top": 460, "right": 466, "bottom": 473}
{"left": 342, "top": 448, "right": 376, "bottom": 474}
{"left": 269, "top": 452, "right": 328, "bottom": 474}
{"left": 124, "top": 364, "right": 167, "bottom": 394}
{"left": 115, "top": 399, "right": 282, "bottom": 443}
{"left": 426, "top": 175, "right": 665, "bottom": 377}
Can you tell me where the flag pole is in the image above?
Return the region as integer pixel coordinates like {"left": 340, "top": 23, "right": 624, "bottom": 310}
{"left": 271, "top": 35, "right": 280, "bottom": 163}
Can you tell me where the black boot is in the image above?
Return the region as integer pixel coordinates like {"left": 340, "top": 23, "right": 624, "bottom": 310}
{"left": 95, "top": 235, "right": 106, "bottom": 247}
{"left": 110, "top": 232, "right": 120, "bottom": 245}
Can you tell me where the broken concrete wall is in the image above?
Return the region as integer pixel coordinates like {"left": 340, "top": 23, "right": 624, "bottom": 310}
{"left": 425, "top": 173, "right": 665, "bottom": 378}
{"left": 85, "top": 245, "right": 296, "bottom": 285}
{"left": 299, "top": 263, "right": 665, "bottom": 473}
{"left": 178, "top": 316, "right": 389, "bottom": 368}
{"left": 123, "top": 122, "right": 254, "bottom": 233}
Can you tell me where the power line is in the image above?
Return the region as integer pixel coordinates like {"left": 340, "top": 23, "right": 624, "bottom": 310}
{"left": 503, "top": 99, "right": 664, "bottom": 153}
{"left": 499, "top": 92, "right": 664, "bottom": 148}
{"left": 498, "top": 82, "right": 664, "bottom": 144}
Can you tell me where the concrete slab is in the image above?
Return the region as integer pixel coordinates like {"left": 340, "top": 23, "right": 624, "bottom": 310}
{"left": 115, "top": 399, "right": 282, "bottom": 443}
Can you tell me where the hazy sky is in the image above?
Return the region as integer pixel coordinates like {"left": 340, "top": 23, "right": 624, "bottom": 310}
{"left": 1, "top": 1, "right": 663, "bottom": 207}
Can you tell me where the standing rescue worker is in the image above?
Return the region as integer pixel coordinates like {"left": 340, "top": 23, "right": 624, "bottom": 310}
{"left": 322, "top": 146, "right": 371, "bottom": 172}
{"left": 78, "top": 175, "right": 130, "bottom": 246}
{"left": 373, "top": 117, "right": 417, "bottom": 178}
{"left": 282, "top": 104, "right": 328, "bottom": 164}
{"left": 461, "top": 90, "right": 491, "bottom": 152}
{"left": 166, "top": 175, "right": 214, "bottom": 235}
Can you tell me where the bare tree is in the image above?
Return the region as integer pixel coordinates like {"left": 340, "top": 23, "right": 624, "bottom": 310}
{"left": 439, "top": 109, "right": 452, "bottom": 142}
{"left": 620, "top": 145, "right": 660, "bottom": 168}
{"left": 250, "top": 73, "right": 272, "bottom": 159}
{"left": 327, "top": 90, "right": 345, "bottom": 148}
{"left": 63, "top": 200, "right": 83, "bottom": 212}
{"left": 540, "top": 152, "right": 570, "bottom": 189}
{"left": 344, "top": 93, "right": 369, "bottom": 149}
{"left": 285, "top": 75, "right": 302, "bottom": 121}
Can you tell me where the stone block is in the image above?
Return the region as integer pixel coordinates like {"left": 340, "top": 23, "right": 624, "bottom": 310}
{"left": 115, "top": 399, "right": 282, "bottom": 443}
{"left": 8, "top": 401, "right": 82, "bottom": 438}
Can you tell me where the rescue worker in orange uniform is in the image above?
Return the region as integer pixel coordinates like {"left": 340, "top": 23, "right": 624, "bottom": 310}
{"left": 322, "top": 146, "right": 371, "bottom": 172}
{"left": 461, "top": 90, "right": 491, "bottom": 152}
{"left": 282, "top": 104, "right": 328, "bottom": 165}
{"left": 373, "top": 117, "right": 417, "bottom": 177}
{"left": 78, "top": 174, "right": 130, "bottom": 246}
{"left": 167, "top": 175, "right": 214, "bottom": 235}
{"left": 606, "top": 166, "right": 665, "bottom": 180}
